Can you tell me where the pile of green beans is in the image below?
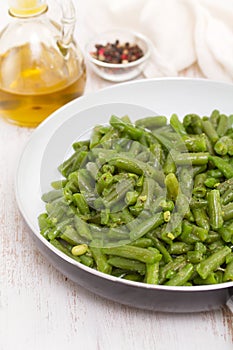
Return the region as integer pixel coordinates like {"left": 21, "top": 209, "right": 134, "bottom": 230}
{"left": 38, "top": 110, "right": 233, "bottom": 286}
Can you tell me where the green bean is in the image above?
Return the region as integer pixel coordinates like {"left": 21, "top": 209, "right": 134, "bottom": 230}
{"left": 130, "top": 212, "right": 164, "bottom": 241}
{"left": 90, "top": 247, "right": 112, "bottom": 274}
{"left": 193, "top": 272, "right": 217, "bottom": 285}
{"left": 215, "top": 270, "right": 224, "bottom": 283}
{"left": 171, "top": 151, "right": 209, "bottom": 165}
{"left": 146, "top": 258, "right": 160, "bottom": 284}
{"left": 50, "top": 239, "right": 81, "bottom": 262}
{"left": 214, "top": 137, "right": 229, "bottom": 156}
{"left": 107, "top": 256, "right": 146, "bottom": 275}
{"left": 125, "top": 191, "right": 139, "bottom": 205}
{"left": 222, "top": 203, "right": 233, "bottom": 221}
{"left": 207, "top": 190, "right": 223, "bottom": 230}
{"left": 72, "top": 193, "right": 90, "bottom": 215}
{"left": 72, "top": 140, "right": 90, "bottom": 151}
{"left": 163, "top": 152, "right": 176, "bottom": 175}
{"left": 165, "top": 263, "right": 194, "bottom": 286}
{"left": 51, "top": 179, "right": 67, "bottom": 190}
{"left": 192, "top": 173, "right": 207, "bottom": 198}
{"left": 209, "top": 156, "right": 233, "bottom": 179}
{"left": 78, "top": 169, "right": 95, "bottom": 193}
{"left": 79, "top": 254, "right": 94, "bottom": 267}
{"left": 217, "top": 114, "right": 229, "bottom": 137}
{"left": 102, "top": 245, "right": 162, "bottom": 264}
{"left": 226, "top": 254, "right": 233, "bottom": 266}
{"left": 66, "top": 171, "right": 80, "bottom": 192}
{"left": 183, "top": 114, "right": 203, "bottom": 134}
{"left": 135, "top": 116, "right": 167, "bottom": 130}
{"left": 187, "top": 250, "right": 203, "bottom": 264}
{"left": 175, "top": 193, "right": 190, "bottom": 217}
{"left": 196, "top": 246, "right": 231, "bottom": 279}
{"left": 192, "top": 165, "right": 207, "bottom": 177}
{"left": 110, "top": 115, "right": 143, "bottom": 140}
{"left": 218, "top": 226, "right": 233, "bottom": 243}
{"left": 159, "top": 256, "right": 186, "bottom": 284}
{"left": 207, "top": 169, "right": 223, "bottom": 179}
{"left": 217, "top": 177, "right": 233, "bottom": 195}
{"left": 158, "top": 199, "right": 175, "bottom": 212}
{"left": 89, "top": 126, "right": 103, "bottom": 148}
{"left": 60, "top": 225, "right": 82, "bottom": 245}
{"left": 209, "top": 109, "right": 220, "bottom": 129}
{"left": 223, "top": 260, "right": 233, "bottom": 282}
{"left": 204, "top": 177, "right": 220, "bottom": 188}
{"left": 190, "top": 197, "right": 207, "bottom": 209}
{"left": 205, "top": 231, "right": 221, "bottom": 244}
{"left": 104, "top": 178, "right": 134, "bottom": 206}
{"left": 169, "top": 242, "right": 193, "bottom": 255}
{"left": 58, "top": 148, "right": 88, "bottom": 177}
{"left": 130, "top": 238, "right": 153, "bottom": 248}
{"left": 221, "top": 187, "right": 233, "bottom": 205}
{"left": 38, "top": 213, "right": 51, "bottom": 231}
{"left": 74, "top": 215, "right": 92, "bottom": 241}
{"left": 192, "top": 207, "right": 210, "bottom": 231}
{"left": 165, "top": 173, "right": 179, "bottom": 201}
{"left": 146, "top": 232, "right": 172, "bottom": 263}
{"left": 179, "top": 167, "right": 193, "bottom": 196}
{"left": 149, "top": 142, "right": 164, "bottom": 164}
{"left": 170, "top": 113, "right": 186, "bottom": 135}
{"left": 123, "top": 274, "right": 143, "bottom": 282}
{"left": 139, "top": 177, "right": 157, "bottom": 210}
{"left": 42, "top": 189, "right": 63, "bottom": 203}
{"left": 181, "top": 134, "right": 207, "bottom": 152}
{"left": 201, "top": 120, "right": 219, "bottom": 144}
{"left": 181, "top": 221, "right": 208, "bottom": 243}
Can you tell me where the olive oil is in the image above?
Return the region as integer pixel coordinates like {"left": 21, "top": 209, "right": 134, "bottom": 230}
{"left": 0, "top": 43, "right": 86, "bottom": 127}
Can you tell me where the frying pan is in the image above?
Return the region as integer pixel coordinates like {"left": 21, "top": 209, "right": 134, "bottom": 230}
{"left": 15, "top": 78, "right": 233, "bottom": 312}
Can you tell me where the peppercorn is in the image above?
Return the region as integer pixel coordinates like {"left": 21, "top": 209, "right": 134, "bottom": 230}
{"left": 91, "top": 39, "right": 144, "bottom": 64}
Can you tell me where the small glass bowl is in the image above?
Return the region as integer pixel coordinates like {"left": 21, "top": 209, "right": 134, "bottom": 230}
{"left": 85, "top": 29, "right": 151, "bottom": 82}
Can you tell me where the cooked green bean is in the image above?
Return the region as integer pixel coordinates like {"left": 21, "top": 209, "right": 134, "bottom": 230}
{"left": 209, "top": 109, "right": 220, "bottom": 129}
{"left": 135, "top": 116, "right": 167, "bottom": 130}
{"left": 170, "top": 113, "right": 186, "bottom": 135}
{"left": 209, "top": 156, "right": 233, "bottom": 179}
{"left": 201, "top": 120, "right": 219, "bottom": 144}
{"left": 223, "top": 260, "right": 233, "bottom": 282}
{"left": 207, "top": 190, "right": 223, "bottom": 230}
{"left": 130, "top": 212, "right": 164, "bottom": 241}
{"left": 171, "top": 151, "right": 209, "bottom": 165}
{"left": 102, "top": 245, "right": 162, "bottom": 264}
{"left": 165, "top": 263, "right": 194, "bottom": 286}
{"left": 90, "top": 247, "right": 112, "bottom": 274}
{"left": 146, "top": 253, "right": 160, "bottom": 285}
{"left": 164, "top": 173, "right": 179, "bottom": 201}
{"left": 222, "top": 202, "right": 233, "bottom": 221}
{"left": 193, "top": 173, "right": 207, "bottom": 198}
{"left": 217, "top": 114, "right": 229, "bottom": 137}
{"left": 39, "top": 110, "right": 233, "bottom": 286}
{"left": 196, "top": 246, "right": 231, "bottom": 279}
{"left": 107, "top": 256, "right": 146, "bottom": 275}
{"left": 181, "top": 134, "right": 207, "bottom": 152}
{"left": 146, "top": 232, "right": 172, "bottom": 263}
{"left": 192, "top": 207, "right": 210, "bottom": 231}
{"left": 204, "top": 177, "right": 220, "bottom": 188}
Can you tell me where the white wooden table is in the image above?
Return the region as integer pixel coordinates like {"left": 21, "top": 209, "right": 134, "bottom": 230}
{"left": 0, "top": 2, "right": 233, "bottom": 349}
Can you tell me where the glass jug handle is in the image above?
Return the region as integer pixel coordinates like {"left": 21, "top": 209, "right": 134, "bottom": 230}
{"left": 57, "top": 0, "right": 76, "bottom": 49}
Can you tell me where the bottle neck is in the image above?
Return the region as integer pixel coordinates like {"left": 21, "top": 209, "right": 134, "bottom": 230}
{"left": 8, "top": 1, "right": 48, "bottom": 18}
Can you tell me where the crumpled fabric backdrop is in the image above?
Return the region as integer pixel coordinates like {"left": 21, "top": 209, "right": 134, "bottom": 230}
{"left": 0, "top": 0, "right": 233, "bottom": 82}
{"left": 77, "top": 0, "right": 233, "bottom": 82}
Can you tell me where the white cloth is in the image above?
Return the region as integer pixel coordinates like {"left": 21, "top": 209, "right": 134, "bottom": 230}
{"left": 78, "top": 0, "right": 233, "bottom": 82}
